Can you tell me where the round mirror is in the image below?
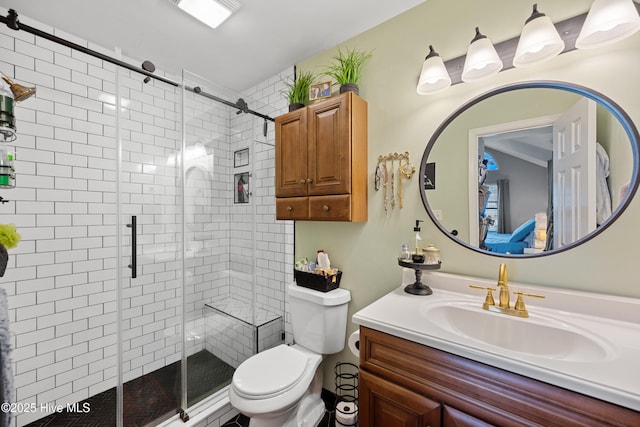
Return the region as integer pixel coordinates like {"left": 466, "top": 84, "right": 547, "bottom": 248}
{"left": 420, "top": 81, "right": 640, "bottom": 257}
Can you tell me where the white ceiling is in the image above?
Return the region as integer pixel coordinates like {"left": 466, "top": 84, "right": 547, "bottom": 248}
{"left": 482, "top": 126, "right": 554, "bottom": 168}
{"left": 0, "top": 0, "right": 425, "bottom": 91}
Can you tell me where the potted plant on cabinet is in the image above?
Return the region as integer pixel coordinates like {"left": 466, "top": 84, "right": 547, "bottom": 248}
{"left": 282, "top": 71, "right": 315, "bottom": 112}
{"left": 0, "top": 223, "right": 20, "bottom": 277}
{"left": 323, "top": 47, "right": 373, "bottom": 96}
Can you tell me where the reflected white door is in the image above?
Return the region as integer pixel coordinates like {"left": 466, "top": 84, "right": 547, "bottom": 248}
{"left": 553, "top": 98, "right": 597, "bottom": 249}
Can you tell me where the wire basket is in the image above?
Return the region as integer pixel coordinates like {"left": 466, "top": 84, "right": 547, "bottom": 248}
{"left": 334, "top": 362, "right": 358, "bottom": 426}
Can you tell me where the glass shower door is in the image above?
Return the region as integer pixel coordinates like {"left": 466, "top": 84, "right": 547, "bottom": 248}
{"left": 181, "top": 71, "right": 240, "bottom": 409}
{"left": 116, "top": 66, "right": 184, "bottom": 426}
{"left": 180, "top": 70, "right": 285, "bottom": 415}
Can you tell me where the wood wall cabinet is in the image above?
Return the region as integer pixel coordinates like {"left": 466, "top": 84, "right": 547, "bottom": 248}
{"left": 359, "top": 327, "right": 640, "bottom": 427}
{"left": 275, "top": 92, "right": 367, "bottom": 221}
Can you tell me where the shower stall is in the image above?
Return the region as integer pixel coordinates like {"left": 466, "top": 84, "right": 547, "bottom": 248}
{"left": 0, "top": 11, "right": 291, "bottom": 426}
{"left": 113, "top": 69, "right": 287, "bottom": 426}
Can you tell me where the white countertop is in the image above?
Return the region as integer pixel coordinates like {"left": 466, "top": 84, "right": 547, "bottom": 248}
{"left": 352, "top": 270, "right": 640, "bottom": 412}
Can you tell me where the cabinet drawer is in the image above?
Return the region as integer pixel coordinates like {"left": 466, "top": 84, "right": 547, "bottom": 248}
{"left": 276, "top": 197, "right": 308, "bottom": 220}
{"left": 309, "top": 195, "right": 351, "bottom": 221}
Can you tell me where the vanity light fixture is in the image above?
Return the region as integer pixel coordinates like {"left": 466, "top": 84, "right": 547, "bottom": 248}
{"left": 171, "top": 0, "right": 240, "bottom": 29}
{"left": 461, "top": 28, "right": 503, "bottom": 82}
{"left": 416, "top": 45, "right": 452, "bottom": 95}
{"left": 416, "top": 2, "right": 640, "bottom": 95}
{"left": 513, "top": 4, "right": 565, "bottom": 67}
{"left": 575, "top": 0, "right": 640, "bottom": 49}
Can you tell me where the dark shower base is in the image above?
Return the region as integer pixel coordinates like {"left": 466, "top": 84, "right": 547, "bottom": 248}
{"left": 27, "top": 350, "right": 235, "bottom": 427}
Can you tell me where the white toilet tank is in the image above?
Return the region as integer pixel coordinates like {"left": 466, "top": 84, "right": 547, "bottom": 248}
{"left": 288, "top": 283, "right": 351, "bottom": 354}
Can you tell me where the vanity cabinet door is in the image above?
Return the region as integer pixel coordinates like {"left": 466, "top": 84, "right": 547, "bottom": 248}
{"left": 360, "top": 369, "right": 441, "bottom": 427}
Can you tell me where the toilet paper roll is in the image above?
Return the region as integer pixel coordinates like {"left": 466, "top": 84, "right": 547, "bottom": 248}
{"left": 347, "top": 330, "right": 360, "bottom": 357}
{"left": 335, "top": 401, "right": 358, "bottom": 426}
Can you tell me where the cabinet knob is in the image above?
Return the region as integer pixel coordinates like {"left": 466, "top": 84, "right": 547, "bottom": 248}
{"left": 300, "top": 179, "right": 306, "bottom": 184}
{"left": 287, "top": 206, "right": 293, "bottom": 212}
{"left": 306, "top": 178, "right": 313, "bottom": 184}
{"left": 322, "top": 205, "right": 330, "bottom": 212}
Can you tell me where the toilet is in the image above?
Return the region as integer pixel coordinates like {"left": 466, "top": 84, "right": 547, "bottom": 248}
{"left": 229, "top": 283, "right": 351, "bottom": 427}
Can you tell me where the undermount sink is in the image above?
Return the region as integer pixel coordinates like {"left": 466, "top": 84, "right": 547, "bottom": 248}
{"left": 422, "top": 301, "right": 612, "bottom": 362}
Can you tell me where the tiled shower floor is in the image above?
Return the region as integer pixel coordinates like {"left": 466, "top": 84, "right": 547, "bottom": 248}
{"left": 27, "top": 350, "right": 234, "bottom": 426}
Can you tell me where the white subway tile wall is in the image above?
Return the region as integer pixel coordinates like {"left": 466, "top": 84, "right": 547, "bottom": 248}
{"left": 1, "top": 9, "right": 294, "bottom": 427}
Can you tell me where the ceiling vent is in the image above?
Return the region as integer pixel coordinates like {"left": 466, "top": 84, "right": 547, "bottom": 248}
{"left": 170, "top": 0, "right": 240, "bottom": 29}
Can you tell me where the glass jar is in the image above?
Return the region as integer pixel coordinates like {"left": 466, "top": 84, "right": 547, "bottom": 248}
{"left": 399, "top": 244, "right": 411, "bottom": 261}
{"left": 424, "top": 244, "right": 440, "bottom": 265}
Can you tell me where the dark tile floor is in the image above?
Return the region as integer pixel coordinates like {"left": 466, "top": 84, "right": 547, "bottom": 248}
{"left": 222, "top": 411, "right": 333, "bottom": 427}
{"left": 27, "top": 350, "right": 234, "bottom": 427}
{"left": 26, "top": 348, "right": 338, "bottom": 427}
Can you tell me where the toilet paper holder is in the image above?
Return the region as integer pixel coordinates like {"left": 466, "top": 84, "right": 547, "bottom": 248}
{"left": 348, "top": 330, "right": 360, "bottom": 358}
{"left": 334, "top": 362, "right": 358, "bottom": 426}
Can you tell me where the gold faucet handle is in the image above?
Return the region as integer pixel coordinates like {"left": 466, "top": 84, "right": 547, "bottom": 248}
{"left": 469, "top": 285, "right": 496, "bottom": 307}
{"left": 513, "top": 292, "right": 545, "bottom": 312}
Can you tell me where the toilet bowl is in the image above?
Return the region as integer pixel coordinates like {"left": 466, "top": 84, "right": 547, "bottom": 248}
{"left": 229, "top": 344, "right": 324, "bottom": 427}
{"left": 229, "top": 284, "right": 351, "bottom": 427}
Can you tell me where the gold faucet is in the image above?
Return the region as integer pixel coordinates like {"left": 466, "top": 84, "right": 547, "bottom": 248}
{"left": 497, "top": 263, "right": 510, "bottom": 308}
{"left": 469, "top": 263, "right": 545, "bottom": 318}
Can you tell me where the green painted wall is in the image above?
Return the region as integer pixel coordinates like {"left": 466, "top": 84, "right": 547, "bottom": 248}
{"left": 294, "top": 0, "right": 640, "bottom": 383}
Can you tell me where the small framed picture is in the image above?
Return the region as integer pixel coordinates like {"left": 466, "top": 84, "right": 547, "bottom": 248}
{"left": 234, "top": 148, "right": 249, "bottom": 168}
{"left": 234, "top": 172, "right": 250, "bottom": 204}
{"left": 309, "top": 81, "right": 332, "bottom": 101}
{"left": 424, "top": 162, "right": 436, "bottom": 190}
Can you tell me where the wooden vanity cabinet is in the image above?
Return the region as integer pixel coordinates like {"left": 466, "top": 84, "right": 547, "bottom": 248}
{"left": 359, "top": 327, "right": 640, "bottom": 427}
{"left": 275, "top": 92, "right": 367, "bottom": 221}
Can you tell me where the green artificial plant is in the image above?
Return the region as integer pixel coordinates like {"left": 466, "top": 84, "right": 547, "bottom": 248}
{"left": 323, "top": 47, "right": 373, "bottom": 86}
{"left": 282, "top": 70, "right": 316, "bottom": 106}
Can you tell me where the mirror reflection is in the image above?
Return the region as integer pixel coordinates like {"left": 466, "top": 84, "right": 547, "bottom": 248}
{"left": 421, "top": 82, "right": 639, "bottom": 257}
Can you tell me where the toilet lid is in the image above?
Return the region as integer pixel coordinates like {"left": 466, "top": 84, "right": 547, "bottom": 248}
{"left": 233, "top": 345, "right": 307, "bottom": 399}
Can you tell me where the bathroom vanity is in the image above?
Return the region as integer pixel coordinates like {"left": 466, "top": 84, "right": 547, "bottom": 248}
{"left": 353, "top": 272, "right": 640, "bottom": 427}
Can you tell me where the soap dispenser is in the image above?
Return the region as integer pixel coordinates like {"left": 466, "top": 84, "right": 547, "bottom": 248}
{"left": 412, "top": 220, "right": 425, "bottom": 263}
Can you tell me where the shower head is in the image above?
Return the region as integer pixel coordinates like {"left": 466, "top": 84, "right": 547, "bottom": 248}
{"left": 1, "top": 72, "right": 36, "bottom": 102}
{"left": 141, "top": 60, "right": 156, "bottom": 84}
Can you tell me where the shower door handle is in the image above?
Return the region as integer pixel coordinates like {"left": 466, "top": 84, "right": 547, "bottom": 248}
{"left": 126, "top": 215, "right": 137, "bottom": 278}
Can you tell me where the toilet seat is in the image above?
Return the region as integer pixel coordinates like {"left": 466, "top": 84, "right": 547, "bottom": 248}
{"left": 232, "top": 345, "right": 308, "bottom": 399}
